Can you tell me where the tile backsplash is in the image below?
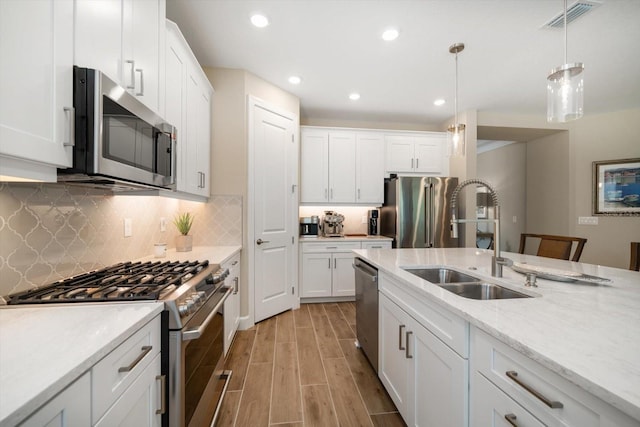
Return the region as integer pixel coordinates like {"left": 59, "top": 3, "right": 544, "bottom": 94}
{"left": 0, "top": 183, "right": 242, "bottom": 296}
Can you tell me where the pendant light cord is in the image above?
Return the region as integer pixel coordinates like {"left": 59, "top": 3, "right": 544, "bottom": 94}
{"left": 454, "top": 50, "right": 459, "bottom": 127}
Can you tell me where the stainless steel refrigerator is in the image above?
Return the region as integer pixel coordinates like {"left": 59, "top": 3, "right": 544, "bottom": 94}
{"left": 381, "top": 176, "right": 459, "bottom": 248}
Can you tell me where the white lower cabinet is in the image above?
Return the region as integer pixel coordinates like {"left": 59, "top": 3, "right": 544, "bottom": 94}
{"left": 300, "top": 241, "right": 361, "bottom": 298}
{"left": 19, "top": 372, "right": 91, "bottom": 427}
{"left": 224, "top": 252, "right": 241, "bottom": 356}
{"left": 379, "top": 292, "right": 467, "bottom": 427}
{"left": 472, "top": 371, "right": 545, "bottom": 427}
{"left": 471, "top": 327, "right": 639, "bottom": 427}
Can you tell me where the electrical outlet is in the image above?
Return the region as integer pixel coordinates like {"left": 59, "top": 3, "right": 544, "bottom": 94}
{"left": 578, "top": 216, "right": 598, "bottom": 225}
{"left": 361, "top": 215, "right": 367, "bottom": 224}
{"left": 512, "top": 216, "right": 517, "bottom": 224}
{"left": 160, "top": 217, "right": 167, "bottom": 232}
{"left": 124, "top": 218, "right": 133, "bottom": 237}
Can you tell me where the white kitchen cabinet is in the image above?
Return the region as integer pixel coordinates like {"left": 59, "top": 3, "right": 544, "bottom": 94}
{"left": 300, "top": 241, "right": 360, "bottom": 298}
{"left": 385, "top": 133, "right": 447, "bottom": 175}
{"left": 165, "top": 20, "right": 213, "bottom": 199}
{"left": 0, "top": 0, "right": 74, "bottom": 181}
{"left": 300, "top": 127, "right": 384, "bottom": 204}
{"left": 224, "top": 253, "right": 241, "bottom": 356}
{"left": 356, "top": 133, "right": 385, "bottom": 203}
{"left": 75, "top": 0, "right": 163, "bottom": 113}
{"left": 379, "top": 292, "right": 467, "bottom": 427}
{"left": 472, "top": 327, "right": 639, "bottom": 427}
{"left": 95, "top": 354, "right": 163, "bottom": 427}
{"left": 19, "top": 372, "right": 91, "bottom": 427}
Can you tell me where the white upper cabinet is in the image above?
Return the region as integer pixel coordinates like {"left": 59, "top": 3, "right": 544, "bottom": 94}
{"left": 300, "top": 127, "right": 384, "bottom": 205}
{"left": 165, "top": 20, "right": 212, "bottom": 199}
{"left": 356, "top": 133, "right": 385, "bottom": 203}
{"left": 75, "top": 0, "right": 163, "bottom": 113}
{"left": 385, "top": 132, "right": 448, "bottom": 176}
{"left": 0, "top": 0, "right": 74, "bottom": 181}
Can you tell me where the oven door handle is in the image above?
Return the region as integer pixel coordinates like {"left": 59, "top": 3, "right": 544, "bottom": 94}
{"left": 182, "top": 286, "right": 233, "bottom": 341}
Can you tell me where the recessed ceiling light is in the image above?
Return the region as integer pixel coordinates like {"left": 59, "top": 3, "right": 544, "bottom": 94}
{"left": 382, "top": 28, "right": 399, "bottom": 41}
{"left": 288, "top": 76, "right": 301, "bottom": 85}
{"left": 349, "top": 93, "right": 361, "bottom": 101}
{"left": 250, "top": 14, "right": 269, "bottom": 28}
{"left": 434, "top": 99, "right": 446, "bottom": 106}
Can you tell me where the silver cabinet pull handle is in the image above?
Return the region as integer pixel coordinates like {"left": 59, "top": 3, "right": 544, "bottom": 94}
{"left": 233, "top": 277, "right": 239, "bottom": 294}
{"left": 324, "top": 188, "right": 328, "bottom": 200}
{"left": 328, "top": 258, "right": 331, "bottom": 269}
{"left": 330, "top": 188, "right": 333, "bottom": 199}
{"left": 411, "top": 158, "right": 414, "bottom": 169}
{"left": 156, "top": 375, "right": 166, "bottom": 415}
{"left": 135, "top": 68, "right": 144, "bottom": 96}
{"left": 334, "top": 258, "right": 337, "bottom": 268}
{"left": 63, "top": 107, "right": 75, "bottom": 147}
{"left": 504, "top": 413, "right": 518, "bottom": 426}
{"left": 416, "top": 158, "right": 419, "bottom": 168}
{"left": 118, "top": 345, "right": 152, "bottom": 372}
{"left": 506, "top": 371, "right": 563, "bottom": 409}
{"left": 256, "top": 238, "right": 270, "bottom": 245}
{"left": 357, "top": 188, "right": 361, "bottom": 199}
{"left": 405, "top": 331, "right": 413, "bottom": 358}
{"left": 125, "top": 60, "right": 135, "bottom": 89}
{"left": 398, "top": 325, "right": 405, "bottom": 350}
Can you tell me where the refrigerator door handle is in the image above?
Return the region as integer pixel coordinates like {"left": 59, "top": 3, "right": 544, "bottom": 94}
{"left": 425, "top": 183, "right": 432, "bottom": 247}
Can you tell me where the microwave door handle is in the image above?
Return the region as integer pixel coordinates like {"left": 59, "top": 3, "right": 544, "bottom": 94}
{"left": 170, "top": 133, "right": 177, "bottom": 185}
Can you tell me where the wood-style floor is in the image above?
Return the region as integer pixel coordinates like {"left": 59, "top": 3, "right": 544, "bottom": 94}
{"left": 218, "top": 302, "right": 405, "bottom": 426}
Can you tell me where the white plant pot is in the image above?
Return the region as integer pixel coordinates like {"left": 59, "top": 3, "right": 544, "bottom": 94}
{"left": 175, "top": 235, "right": 193, "bottom": 252}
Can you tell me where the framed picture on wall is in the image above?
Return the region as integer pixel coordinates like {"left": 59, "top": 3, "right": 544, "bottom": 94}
{"left": 592, "top": 158, "right": 640, "bottom": 216}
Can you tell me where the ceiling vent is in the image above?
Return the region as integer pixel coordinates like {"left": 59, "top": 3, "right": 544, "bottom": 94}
{"left": 543, "top": 0, "right": 602, "bottom": 29}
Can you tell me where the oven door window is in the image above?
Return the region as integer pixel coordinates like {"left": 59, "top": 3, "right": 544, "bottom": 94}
{"left": 102, "top": 95, "right": 171, "bottom": 178}
{"left": 183, "top": 303, "right": 225, "bottom": 426}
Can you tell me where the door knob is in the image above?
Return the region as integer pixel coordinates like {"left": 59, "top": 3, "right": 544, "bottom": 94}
{"left": 256, "top": 238, "right": 270, "bottom": 245}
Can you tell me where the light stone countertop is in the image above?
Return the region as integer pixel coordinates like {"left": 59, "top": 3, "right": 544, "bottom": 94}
{"left": 353, "top": 247, "right": 640, "bottom": 421}
{"left": 138, "top": 245, "right": 242, "bottom": 265}
{"left": 0, "top": 302, "right": 164, "bottom": 427}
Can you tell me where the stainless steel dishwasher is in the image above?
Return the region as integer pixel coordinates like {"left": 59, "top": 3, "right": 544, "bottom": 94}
{"left": 353, "top": 257, "right": 379, "bottom": 372}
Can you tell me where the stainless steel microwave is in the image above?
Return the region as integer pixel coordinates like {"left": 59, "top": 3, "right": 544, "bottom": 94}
{"left": 57, "top": 67, "right": 176, "bottom": 191}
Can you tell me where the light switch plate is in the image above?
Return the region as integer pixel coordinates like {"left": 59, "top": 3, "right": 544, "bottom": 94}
{"left": 578, "top": 216, "right": 598, "bottom": 225}
{"left": 124, "top": 218, "right": 133, "bottom": 237}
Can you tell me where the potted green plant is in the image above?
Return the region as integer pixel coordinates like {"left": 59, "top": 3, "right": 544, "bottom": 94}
{"left": 173, "top": 212, "right": 194, "bottom": 252}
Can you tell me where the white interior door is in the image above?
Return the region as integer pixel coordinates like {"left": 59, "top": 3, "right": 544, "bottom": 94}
{"left": 252, "top": 100, "right": 297, "bottom": 323}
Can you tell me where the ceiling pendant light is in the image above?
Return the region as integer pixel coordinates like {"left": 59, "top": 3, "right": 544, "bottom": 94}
{"left": 447, "top": 43, "right": 466, "bottom": 157}
{"left": 547, "top": 0, "right": 584, "bottom": 122}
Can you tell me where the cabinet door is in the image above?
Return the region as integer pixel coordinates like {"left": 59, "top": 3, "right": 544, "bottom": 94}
{"left": 414, "top": 135, "right": 444, "bottom": 174}
{"left": 410, "top": 316, "right": 468, "bottom": 427}
{"left": 471, "top": 372, "right": 545, "bottom": 427}
{"left": 385, "top": 135, "right": 414, "bottom": 173}
{"left": 164, "top": 25, "right": 187, "bottom": 187}
{"left": 75, "top": 0, "right": 123, "bottom": 83}
{"left": 301, "top": 253, "right": 332, "bottom": 297}
{"left": 332, "top": 252, "right": 356, "bottom": 297}
{"left": 378, "top": 293, "right": 411, "bottom": 418}
{"left": 328, "top": 132, "right": 356, "bottom": 202}
{"left": 300, "top": 130, "right": 329, "bottom": 203}
{"left": 0, "top": 0, "right": 74, "bottom": 176}
{"left": 356, "top": 133, "right": 385, "bottom": 204}
{"left": 123, "top": 0, "right": 161, "bottom": 112}
{"left": 196, "top": 88, "right": 212, "bottom": 197}
{"left": 20, "top": 372, "right": 90, "bottom": 427}
{"left": 182, "top": 67, "right": 208, "bottom": 196}
{"left": 95, "top": 354, "right": 163, "bottom": 427}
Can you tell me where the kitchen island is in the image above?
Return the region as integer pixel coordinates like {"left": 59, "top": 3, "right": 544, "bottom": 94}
{"left": 354, "top": 247, "right": 640, "bottom": 425}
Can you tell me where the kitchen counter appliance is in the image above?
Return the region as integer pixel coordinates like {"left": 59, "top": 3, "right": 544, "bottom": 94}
{"left": 381, "top": 176, "right": 459, "bottom": 248}
{"left": 353, "top": 258, "right": 379, "bottom": 372}
{"left": 300, "top": 216, "right": 320, "bottom": 237}
{"left": 322, "top": 210, "right": 345, "bottom": 237}
{"left": 4, "top": 260, "right": 232, "bottom": 427}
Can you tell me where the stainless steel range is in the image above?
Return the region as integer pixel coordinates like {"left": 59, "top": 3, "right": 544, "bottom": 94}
{"left": 4, "top": 259, "right": 233, "bottom": 427}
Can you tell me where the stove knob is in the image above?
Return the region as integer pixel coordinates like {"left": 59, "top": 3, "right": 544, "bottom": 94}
{"left": 197, "top": 291, "right": 206, "bottom": 300}
{"left": 185, "top": 297, "right": 196, "bottom": 312}
{"left": 178, "top": 303, "right": 189, "bottom": 317}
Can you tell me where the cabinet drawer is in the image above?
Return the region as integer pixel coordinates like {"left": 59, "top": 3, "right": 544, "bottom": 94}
{"left": 379, "top": 272, "right": 468, "bottom": 358}
{"left": 92, "top": 316, "right": 161, "bottom": 424}
{"left": 473, "top": 328, "right": 638, "bottom": 427}
{"left": 301, "top": 241, "right": 361, "bottom": 253}
{"left": 361, "top": 241, "right": 391, "bottom": 250}
{"left": 471, "top": 371, "right": 545, "bottom": 427}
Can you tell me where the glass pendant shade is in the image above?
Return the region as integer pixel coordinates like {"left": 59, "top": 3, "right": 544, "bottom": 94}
{"left": 447, "top": 123, "right": 466, "bottom": 157}
{"left": 547, "top": 63, "right": 584, "bottom": 122}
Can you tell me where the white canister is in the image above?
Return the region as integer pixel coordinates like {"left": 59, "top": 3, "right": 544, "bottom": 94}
{"left": 154, "top": 243, "right": 167, "bottom": 258}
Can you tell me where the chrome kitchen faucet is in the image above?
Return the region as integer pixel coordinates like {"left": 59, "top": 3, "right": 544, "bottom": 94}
{"left": 450, "top": 179, "right": 511, "bottom": 278}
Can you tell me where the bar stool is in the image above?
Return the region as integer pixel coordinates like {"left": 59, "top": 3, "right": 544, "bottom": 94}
{"left": 519, "top": 233, "right": 587, "bottom": 262}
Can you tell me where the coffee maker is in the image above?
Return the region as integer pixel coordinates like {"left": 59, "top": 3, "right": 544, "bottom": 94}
{"left": 322, "top": 210, "right": 345, "bottom": 237}
{"left": 368, "top": 209, "right": 379, "bottom": 236}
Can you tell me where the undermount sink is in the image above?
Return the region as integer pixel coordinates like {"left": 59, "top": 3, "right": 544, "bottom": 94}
{"left": 402, "top": 267, "right": 532, "bottom": 300}
{"left": 438, "top": 282, "right": 530, "bottom": 300}
{"left": 403, "top": 267, "right": 480, "bottom": 284}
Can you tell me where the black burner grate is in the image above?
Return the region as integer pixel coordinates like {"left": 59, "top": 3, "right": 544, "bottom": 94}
{"left": 6, "top": 260, "right": 209, "bottom": 304}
